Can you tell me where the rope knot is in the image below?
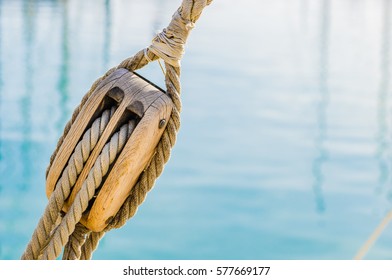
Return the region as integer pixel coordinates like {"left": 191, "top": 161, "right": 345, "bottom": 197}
{"left": 149, "top": 10, "right": 194, "bottom": 67}
{"left": 149, "top": 0, "right": 211, "bottom": 67}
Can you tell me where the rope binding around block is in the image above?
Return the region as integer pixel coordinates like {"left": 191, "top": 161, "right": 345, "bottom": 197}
{"left": 21, "top": 0, "right": 212, "bottom": 260}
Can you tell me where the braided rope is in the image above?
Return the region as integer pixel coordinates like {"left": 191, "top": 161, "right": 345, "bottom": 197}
{"left": 104, "top": 0, "right": 211, "bottom": 232}
{"left": 62, "top": 222, "right": 90, "bottom": 260}
{"left": 46, "top": 67, "right": 117, "bottom": 178}
{"left": 62, "top": 223, "right": 105, "bottom": 260}
{"left": 79, "top": 231, "right": 105, "bottom": 260}
{"left": 22, "top": 0, "right": 211, "bottom": 260}
{"left": 40, "top": 120, "right": 137, "bottom": 260}
{"left": 21, "top": 107, "right": 116, "bottom": 260}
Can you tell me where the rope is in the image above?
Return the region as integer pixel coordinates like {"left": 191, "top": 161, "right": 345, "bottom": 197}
{"left": 354, "top": 208, "right": 392, "bottom": 259}
{"left": 46, "top": 68, "right": 117, "bottom": 178}
{"left": 41, "top": 120, "right": 136, "bottom": 260}
{"left": 79, "top": 231, "right": 105, "bottom": 260}
{"left": 22, "top": 0, "right": 212, "bottom": 260}
{"left": 149, "top": 0, "right": 213, "bottom": 67}
{"left": 22, "top": 107, "right": 116, "bottom": 259}
{"left": 62, "top": 222, "right": 90, "bottom": 260}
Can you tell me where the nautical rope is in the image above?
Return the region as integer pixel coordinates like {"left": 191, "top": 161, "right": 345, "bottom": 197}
{"left": 21, "top": 107, "right": 116, "bottom": 260}
{"left": 354, "top": 208, "right": 392, "bottom": 259}
{"left": 22, "top": 0, "right": 212, "bottom": 260}
{"left": 40, "top": 120, "right": 136, "bottom": 260}
{"left": 101, "top": 0, "right": 213, "bottom": 235}
{"left": 62, "top": 222, "right": 90, "bottom": 260}
{"left": 79, "top": 231, "right": 105, "bottom": 260}
{"left": 46, "top": 68, "right": 117, "bottom": 178}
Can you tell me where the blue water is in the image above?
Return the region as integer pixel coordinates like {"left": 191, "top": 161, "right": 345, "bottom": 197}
{"left": 0, "top": 0, "right": 392, "bottom": 260}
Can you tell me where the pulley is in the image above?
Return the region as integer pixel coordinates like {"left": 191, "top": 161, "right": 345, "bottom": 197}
{"left": 21, "top": 0, "right": 212, "bottom": 260}
{"left": 46, "top": 68, "right": 172, "bottom": 232}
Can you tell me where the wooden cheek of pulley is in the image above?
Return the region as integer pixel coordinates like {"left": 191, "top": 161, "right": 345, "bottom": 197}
{"left": 45, "top": 68, "right": 173, "bottom": 232}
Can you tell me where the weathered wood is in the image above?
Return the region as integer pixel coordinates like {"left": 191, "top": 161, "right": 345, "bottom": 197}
{"left": 46, "top": 68, "right": 173, "bottom": 232}
{"left": 86, "top": 93, "right": 172, "bottom": 231}
{"left": 46, "top": 68, "right": 129, "bottom": 198}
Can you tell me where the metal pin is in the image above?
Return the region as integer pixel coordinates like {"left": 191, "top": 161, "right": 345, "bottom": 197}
{"left": 159, "top": 119, "right": 166, "bottom": 129}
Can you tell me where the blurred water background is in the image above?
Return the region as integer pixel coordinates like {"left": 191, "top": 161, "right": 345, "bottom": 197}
{"left": 0, "top": 0, "right": 392, "bottom": 260}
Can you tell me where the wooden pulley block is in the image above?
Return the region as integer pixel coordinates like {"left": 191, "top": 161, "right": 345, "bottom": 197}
{"left": 45, "top": 68, "right": 173, "bottom": 232}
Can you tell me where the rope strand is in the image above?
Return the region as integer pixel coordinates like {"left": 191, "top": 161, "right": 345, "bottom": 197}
{"left": 41, "top": 120, "right": 136, "bottom": 260}
{"left": 354, "top": 209, "right": 392, "bottom": 259}
{"left": 21, "top": 107, "right": 116, "bottom": 259}
{"left": 62, "top": 223, "right": 90, "bottom": 260}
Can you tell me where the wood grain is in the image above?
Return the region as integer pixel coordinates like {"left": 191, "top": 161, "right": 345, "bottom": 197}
{"left": 46, "top": 68, "right": 129, "bottom": 198}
